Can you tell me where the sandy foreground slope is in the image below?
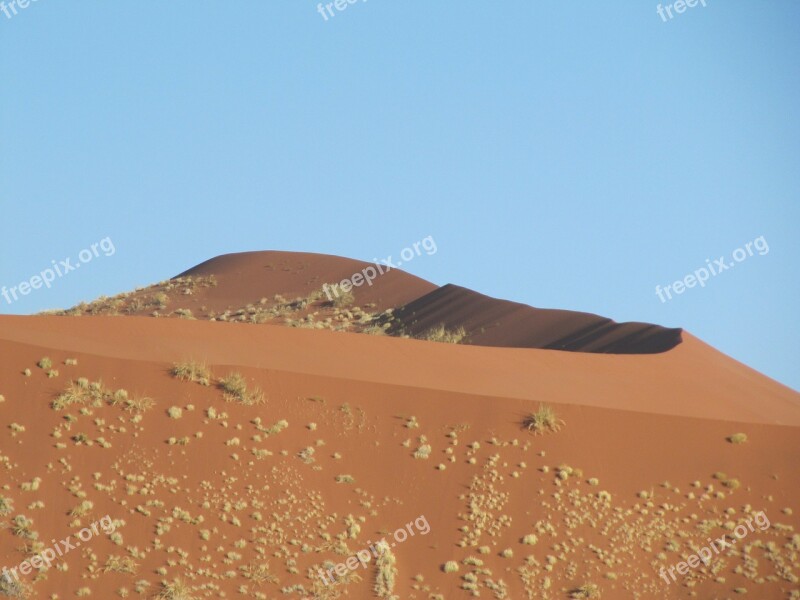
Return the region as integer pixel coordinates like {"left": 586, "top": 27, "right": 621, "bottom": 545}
{"left": 0, "top": 315, "right": 798, "bottom": 600}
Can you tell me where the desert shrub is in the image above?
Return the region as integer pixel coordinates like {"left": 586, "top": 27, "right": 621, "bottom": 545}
{"left": 374, "top": 545, "right": 397, "bottom": 598}
{"left": 104, "top": 555, "right": 139, "bottom": 574}
{"left": 727, "top": 433, "right": 748, "bottom": 444}
{"left": 0, "top": 576, "right": 31, "bottom": 598}
{"left": 522, "top": 405, "right": 564, "bottom": 435}
{"left": 155, "top": 579, "right": 196, "bottom": 600}
{"left": 124, "top": 396, "right": 156, "bottom": 413}
{"left": 219, "top": 373, "right": 264, "bottom": 406}
{"left": 417, "top": 324, "right": 467, "bottom": 344}
{"left": 570, "top": 583, "right": 601, "bottom": 599}
{"left": 172, "top": 362, "right": 211, "bottom": 386}
{"left": 443, "top": 561, "right": 459, "bottom": 573}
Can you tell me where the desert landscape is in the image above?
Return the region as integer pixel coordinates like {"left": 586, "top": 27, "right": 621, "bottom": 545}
{"left": 0, "top": 250, "right": 797, "bottom": 599}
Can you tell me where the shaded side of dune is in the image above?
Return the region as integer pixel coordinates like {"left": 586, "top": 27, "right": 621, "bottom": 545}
{"left": 391, "top": 284, "right": 682, "bottom": 354}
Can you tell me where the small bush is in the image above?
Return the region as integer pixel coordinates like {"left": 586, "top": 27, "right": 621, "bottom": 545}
{"left": 37, "top": 357, "right": 52, "bottom": 369}
{"left": 522, "top": 405, "right": 564, "bottom": 435}
{"left": 418, "top": 324, "right": 467, "bottom": 344}
{"left": 124, "top": 396, "right": 156, "bottom": 414}
{"left": 570, "top": 583, "right": 601, "bottom": 599}
{"left": 155, "top": 579, "right": 196, "bottom": 600}
{"left": 442, "top": 561, "right": 459, "bottom": 573}
{"left": 219, "top": 373, "right": 264, "bottom": 406}
{"left": 727, "top": 433, "right": 748, "bottom": 444}
{"left": 171, "top": 362, "right": 211, "bottom": 386}
{"left": 104, "top": 555, "right": 138, "bottom": 574}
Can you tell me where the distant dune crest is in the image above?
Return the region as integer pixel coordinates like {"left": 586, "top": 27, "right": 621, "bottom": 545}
{"left": 52, "top": 250, "right": 681, "bottom": 355}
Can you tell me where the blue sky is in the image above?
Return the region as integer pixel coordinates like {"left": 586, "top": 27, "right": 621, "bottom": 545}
{"left": 1, "top": 1, "right": 798, "bottom": 390}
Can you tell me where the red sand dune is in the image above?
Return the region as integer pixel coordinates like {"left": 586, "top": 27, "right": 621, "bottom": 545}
{"left": 1, "top": 251, "right": 798, "bottom": 599}
{"left": 388, "top": 283, "right": 682, "bottom": 354}
{"left": 177, "top": 250, "right": 437, "bottom": 313}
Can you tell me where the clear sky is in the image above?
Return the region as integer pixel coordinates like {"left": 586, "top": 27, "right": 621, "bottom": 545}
{"left": 1, "top": 1, "right": 798, "bottom": 390}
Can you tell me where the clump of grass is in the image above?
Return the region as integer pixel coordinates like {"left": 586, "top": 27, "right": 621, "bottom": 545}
{"left": 104, "top": 555, "right": 138, "bottom": 574}
{"left": 219, "top": 372, "right": 264, "bottom": 405}
{"left": 171, "top": 362, "right": 211, "bottom": 386}
{"left": 124, "top": 396, "right": 156, "bottom": 414}
{"left": 10, "top": 515, "right": 36, "bottom": 539}
{"left": 37, "top": 357, "right": 52, "bottom": 369}
{"left": 0, "top": 496, "right": 14, "bottom": 516}
{"left": 0, "top": 576, "right": 31, "bottom": 598}
{"left": 417, "top": 324, "right": 467, "bottom": 344}
{"left": 325, "top": 287, "right": 355, "bottom": 308}
{"left": 22, "top": 369, "right": 31, "bottom": 377}
{"left": 167, "top": 406, "right": 183, "bottom": 419}
{"left": 570, "top": 583, "right": 601, "bottom": 599}
{"left": 522, "top": 405, "right": 564, "bottom": 435}
{"left": 335, "top": 475, "right": 355, "bottom": 484}
{"left": 239, "top": 562, "right": 277, "bottom": 585}
{"left": 65, "top": 358, "right": 78, "bottom": 366}
{"left": 155, "top": 579, "right": 196, "bottom": 600}
{"left": 442, "top": 561, "right": 459, "bottom": 573}
{"left": 374, "top": 544, "right": 397, "bottom": 599}
{"left": 413, "top": 443, "right": 432, "bottom": 460}
{"left": 727, "top": 433, "right": 748, "bottom": 444}
{"left": 70, "top": 500, "right": 93, "bottom": 517}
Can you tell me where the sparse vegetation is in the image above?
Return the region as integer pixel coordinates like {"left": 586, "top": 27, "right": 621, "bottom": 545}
{"left": 155, "top": 579, "right": 196, "bottom": 600}
{"left": 104, "top": 555, "right": 138, "bottom": 574}
{"left": 219, "top": 372, "right": 264, "bottom": 405}
{"left": 0, "top": 577, "right": 31, "bottom": 598}
{"left": 570, "top": 583, "right": 601, "bottom": 599}
{"left": 417, "top": 324, "right": 467, "bottom": 344}
{"left": 124, "top": 396, "right": 156, "bottom": 413}
{"left": 443, "top": 561, "right": 459, "bottom": 573}
{"left": 522, "top": 404, "right": 564, "bottom": 435}
{"left": 374, "top": 545, "right": 398, "bottom": 599}
{"left": 171, "top": 362, "right": 211, "bottom": 386}
{"left": 728, "top": 433, "right": 748, "bottom": 444}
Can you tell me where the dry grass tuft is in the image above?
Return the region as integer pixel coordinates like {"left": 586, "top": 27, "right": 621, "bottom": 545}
{"left": 570, "top": 583, "right": 601, "bottom": 599}
{"left": 219, "top": 372, "right": 264, "bottom": 405}
{"left": 522, "top": 404, "right": 564, "bottom": 435}
{"left": 171, "top": 362, "right": 211, "bottom": 386}
{"left": 417, "top": 324, "right": 467, "bottom": 344}
{"left": 155, "top": 579, "right": 197, "bottom": 600}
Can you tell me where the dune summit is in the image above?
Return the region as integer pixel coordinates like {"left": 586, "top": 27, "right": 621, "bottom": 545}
{"left": 0, "top": 250, "right": 797, "bottom": 599}
{"left": 52, "top": 250, "right": 681, "bottom": 354}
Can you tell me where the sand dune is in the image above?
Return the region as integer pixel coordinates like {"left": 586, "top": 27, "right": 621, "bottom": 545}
{"left": 1, "top": 252, "right": 798, "bottom": 599}
{"left": 388, "top": 283, "right": 682, "bottom": 354}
